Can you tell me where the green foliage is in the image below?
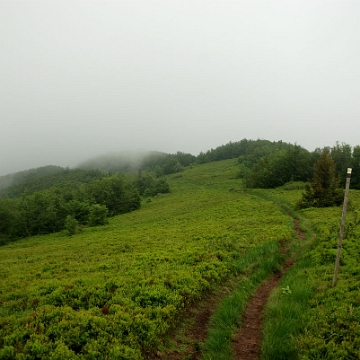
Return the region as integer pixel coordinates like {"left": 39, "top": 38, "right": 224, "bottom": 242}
{"left": 88, "top": 204, "right": 109, "bottom": 226}
{"left": 153, "top": 178, "right": 170, "bottom": 195}
{"left": 198, "top": 138, "right": 291, "bottom": 165}
{"left": 261, "top": 218, "right": 315, "bottom": 360}
{"left": 161, "top": 159, "right": 183, "bottom": 175}
{"left": 2, "top": 147, "right": 360, "bottom": 358}
{"left": 297, "top": 148, "right": 343, "bottom": 208}
{"left": 65, "top": 200, "right": 91, "bottom": 224}
{"left": 0, "top": 166, "right": 104, "bottom": 199}
{"left": 279, "top": 181, "right": 307, "bottom": 191}
{"left": 64, "top": 215, "right": 78, "bottom": 236}
{"left": 89, "top": 175, "right": 141, "bottom": 216}
{"left": 245, "top": 145, "right": 313, "bottom": 189}
{"left": 246, "top": 150, "right": 289, "bottom": 188}
{"left": 134, "top": 175, "right": 155, "bottom": 195}
{"left": 0, "top": 173, "right": 142, "bottom": 241}
{"left": 296, "top": 201, "right": 360, "bottom": 359}
{"left": 134, "top": 175, "right": 170, "bottom": 197}
{"left": 0, "top": 165, "right": 64, "bottom": 191}
{"left": 0, "top": 199, "right": 17, "bottom": 236}
{"left": 16, "top": 190, "right": 66, "bottom": 236}
{"left": 233, "top": 140, "right": 360, "bottom": 191}
{"left": 202, "top": 241, "right": 284, "bottom": 360}
{"left": 77, "top": 151, "right": 196, "bottom": 177}
{"left": 314, "top": 142, "right": 360, "bottom": 190}
{"left": 351, "top": 145, "right": 360, "bottom": 190}
{"left": 260, "top": 187, "right": 360, "bottom": 359}
{"left": 330, "top": 142, "right": 352, "bottom": 186}
{"left": 0, "top": 159, "right": 293, "bottom": 358}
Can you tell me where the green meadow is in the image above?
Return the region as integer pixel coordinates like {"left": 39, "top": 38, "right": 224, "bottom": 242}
{"left": 0, "top": 159, "right": 293, "bottom": 359}
{"left": 1, "top": 158, "right": 360, "bottom": 359}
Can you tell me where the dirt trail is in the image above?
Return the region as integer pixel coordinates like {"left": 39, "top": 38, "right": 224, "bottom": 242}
{"left": 160, "top": 281, "right": 238, "bottom": 359}
{"left": 161, "top": 212, "right": 304, "bottom": 360}
{"left": 231, "top": 215, "right": 305, "bottom": 360}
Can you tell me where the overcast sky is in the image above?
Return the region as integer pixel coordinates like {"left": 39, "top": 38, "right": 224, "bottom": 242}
{"left": 1, "top": 0, "right": 360, "bottom": 175}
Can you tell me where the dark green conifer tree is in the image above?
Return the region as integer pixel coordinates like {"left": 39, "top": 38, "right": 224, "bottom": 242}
{"left": 297, "top": 148, "right": 343, "bottom": 208}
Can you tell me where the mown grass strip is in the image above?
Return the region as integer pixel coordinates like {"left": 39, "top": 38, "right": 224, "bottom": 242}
{"left": 201, "top": 240, "right": 283, "bottom": 360}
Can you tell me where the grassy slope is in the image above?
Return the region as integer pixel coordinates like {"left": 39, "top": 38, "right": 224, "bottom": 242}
{"left": 3, "top": 160, "right": 358, "bottom": 359}
{"left": 0, "top": 160, "right": 294, "bottom": 359}
{"left": 261, "top": 188, "right": 360, "bottom": 359}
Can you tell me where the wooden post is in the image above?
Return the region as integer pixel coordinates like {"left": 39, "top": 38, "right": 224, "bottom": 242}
{"left": 333, "top": 168, "right": 352, "bottom": 287}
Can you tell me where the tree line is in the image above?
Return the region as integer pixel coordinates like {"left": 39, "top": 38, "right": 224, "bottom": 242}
{"left": 1, "top": 138, "right": 359, "bottom": 243}
{"left": 77, "top": 151, "right": 196, "bottom": 177}
{"left": 3, "top": 140, "right": 358, "bottom": 193}
{"left": 0, "top": 166, "right": 105, "bottom": 198}
{"left": 0, "top": 171, "right": 170, "bottom": 244}
{"left": 197, "top": 139, "right": 360, "bottom": 208}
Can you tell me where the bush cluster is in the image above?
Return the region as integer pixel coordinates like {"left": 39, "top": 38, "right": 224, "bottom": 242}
{"left": 298, "top": 211, "right": 360, "bottom": 358}
{"left": 0, "top": 174, "right": 141, "bottom": 241}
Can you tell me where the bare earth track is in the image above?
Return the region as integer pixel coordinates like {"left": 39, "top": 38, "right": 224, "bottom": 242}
{"left": 160, "top": 281, "right": 239, "bottom": 359}
{"left": 159, "top": 213, "right": 304, "bottom": 360}
{"left": 232, "top": 216, "right": 305, "bottom": 360}
{"left": 231, "top": 257, "right": 293, "bottom": 359}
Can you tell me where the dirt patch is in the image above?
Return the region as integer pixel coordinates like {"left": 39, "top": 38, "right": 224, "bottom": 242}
{"left": 280, "top": 205, "right": 305, "bottom": 241}
{"left": 294, "top": 218, "right": 305, "bottom": 240}
{"left": 164, "top": 298, "right": 215, "bottom": 360}
{"left": 232, "top": 216, "right": 305, "bottom": 360}
{"left": 156, "top": 280, "right": 239, "bottom": 360}
{"left": 155, "top": 212, "right": 305, "bottom": 360}
{"left": 231, "top": 258, "right": 293, "bottom": 360}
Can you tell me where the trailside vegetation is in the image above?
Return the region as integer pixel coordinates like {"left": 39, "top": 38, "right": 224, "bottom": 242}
{"left": 198, "top": 139, "right": 290, "bottom": 165}
{"left": 260, "top": 188, "right": 360, "bottom": 359}
{"left": 3, "top": 139, "right": 360, "bottom": 198}
{"left": 2, "top": 138, "right": 359, "bottom": 245}
{"left": 1, "top": 148, "right": 360, "bottom": 358}
{"left": 244, "top": 145, "right": 313, "bottom": 189}
{"left": 202, "top": 241, "right": 284, "bottom": 360}
{"left": 227, "top": 140, "right": 360, "bottom": 191}
{"left": 134, "top": 175, "right": 170, "bottom": 197}
{"left": 296, "top": 204, "right": 360, "bottom": 359}
{"left": 297, "top": 148, "right": 343, "bottom": 209}
{"left": 0, "top": 160, "right": 174, "bottom": 244}
{"left": 0, "top": 160, "right": 294, "bottom": 359}
{"left": 0, "top": 173, "right": 142, "bottom": 242}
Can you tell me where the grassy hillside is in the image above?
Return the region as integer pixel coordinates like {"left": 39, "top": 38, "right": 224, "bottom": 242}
{"left": 259, "top": 187, "right": 360, "bottom": 359}
{"left": 1, "top": 158, "right": 359, "bottom": 359}
{"left": 0, "top": 159, "right": 294, "bottom": 359}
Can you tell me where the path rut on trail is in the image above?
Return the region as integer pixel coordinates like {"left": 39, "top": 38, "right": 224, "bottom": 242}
{"left": 232, "top": 214, "right": 305, "bottom": 360}
{"left": 162, "top": 211, "right": 304, "bottom": 360}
